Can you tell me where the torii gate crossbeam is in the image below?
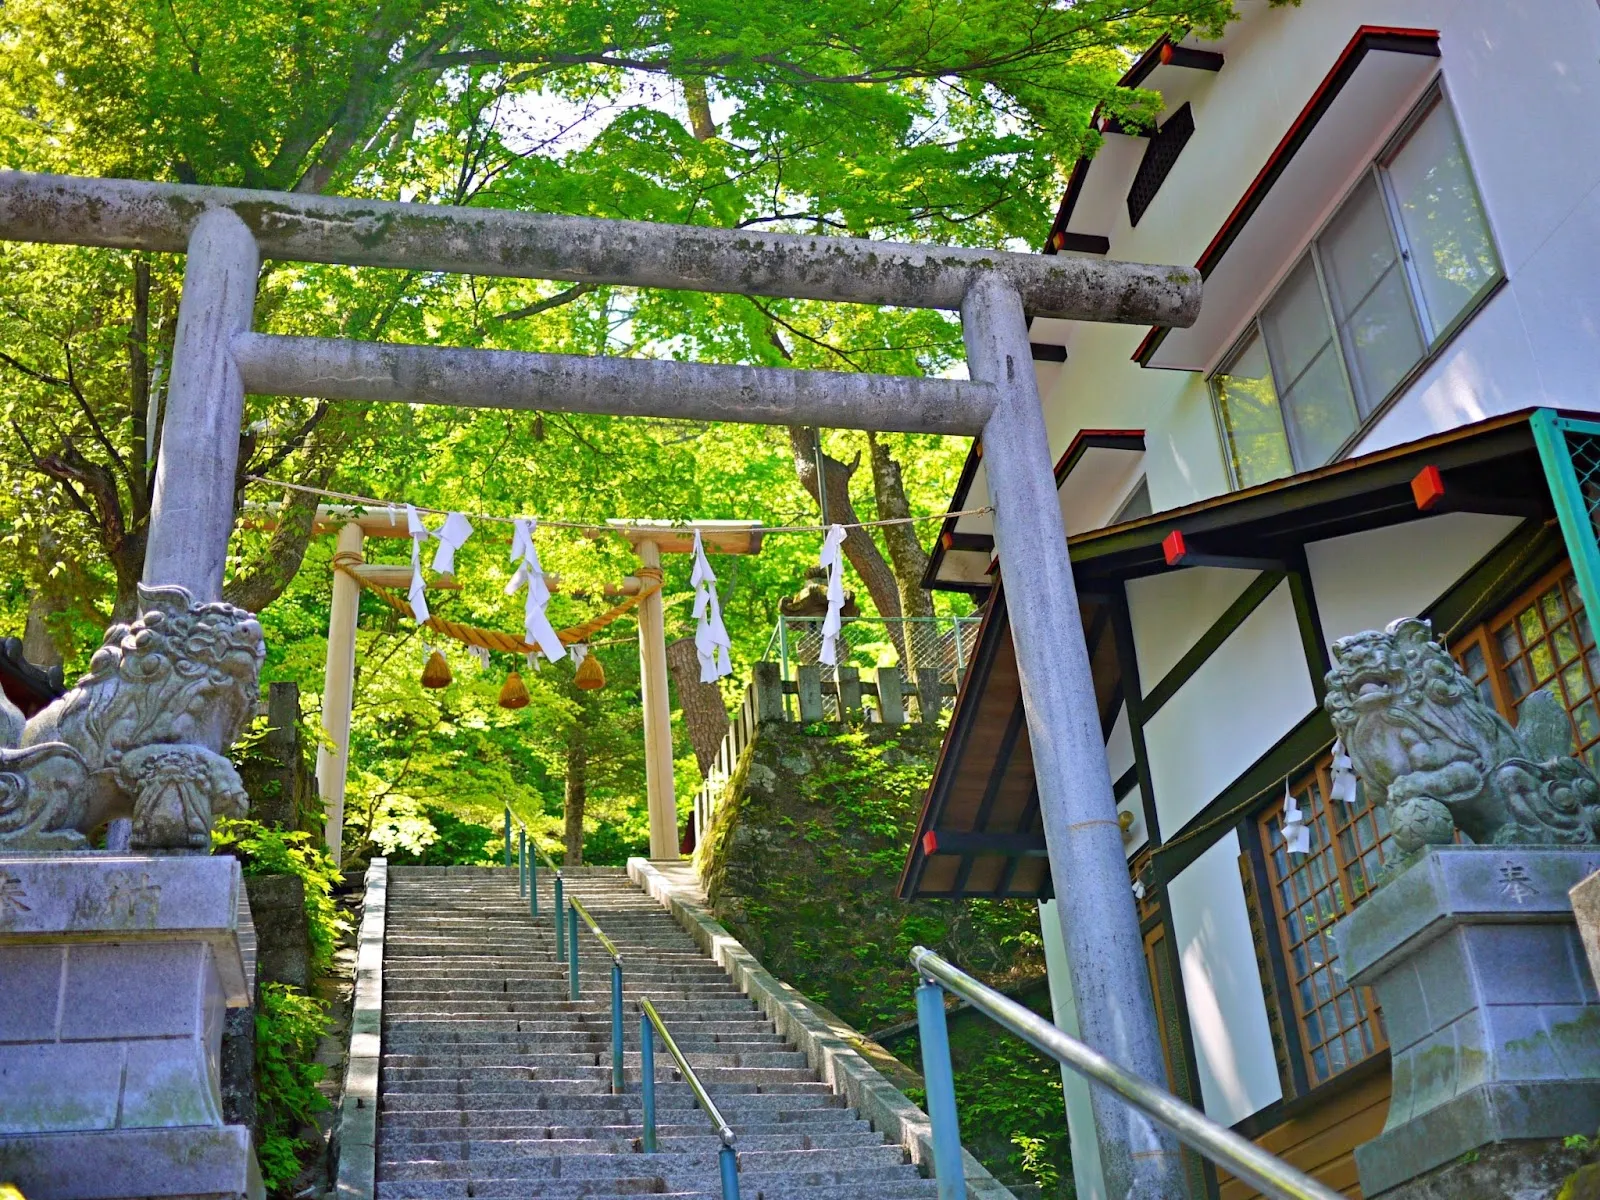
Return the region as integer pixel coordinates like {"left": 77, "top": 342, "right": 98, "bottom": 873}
{"left": 0, "top": 169, "right": 1200, "bottom": 1199}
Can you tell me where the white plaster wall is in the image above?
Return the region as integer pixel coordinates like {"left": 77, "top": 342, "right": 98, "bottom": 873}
{"left": 1010, "top": 0, "right": 1600, "bottom": 516}
{"left": 1105, "top": 702, "right": 1135, "bottom": 783}
{"left": 1038, "top": 899, "right": 1107, "bottom": 1200}
{"left": 1143, "top": 582, "right": 1316, "bottom": 836}
{"left": 1167, "top": 830, "right": 1284, "bottom": 1125}
{"left": 1307, "top": 512, "right": 1525, "bottom": 647}
{"left": 1125, "top": 567, "right": 1260, "bottom": 694}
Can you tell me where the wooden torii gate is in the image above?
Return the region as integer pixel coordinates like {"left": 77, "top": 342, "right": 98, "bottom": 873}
{"left": 0, "top": 169, "right": 1200, "bottom": 1197}
{"left": 305, "top": 506, "right": 761, "bottom": 861}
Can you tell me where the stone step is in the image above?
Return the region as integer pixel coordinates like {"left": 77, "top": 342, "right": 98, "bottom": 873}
{"left": 379, "top": 1143, "right": 910, "bottom": 1174}
{"left": 374, "top": 865, "right": 933, "bottom": 1198}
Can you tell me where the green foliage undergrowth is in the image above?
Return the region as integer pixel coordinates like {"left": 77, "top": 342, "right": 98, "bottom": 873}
{"left": 213, "top": 817, "right": 349, "bottom": 974}
{"left": 899, "top": 990, "right": 1073, "bottom": 1197}
{"left": 699, "top": 720, "right": 1068, "bottom": 1191}
{"left": 254, "top": 983, "right": 330, "bottom": 1193}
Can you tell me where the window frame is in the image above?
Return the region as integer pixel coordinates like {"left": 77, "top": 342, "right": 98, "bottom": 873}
{"left": 1209, "top": 79, "right": 1503, "bottom": 489}
{"left": 1253, "top": 755, "right": 1391, "bottom": 1091}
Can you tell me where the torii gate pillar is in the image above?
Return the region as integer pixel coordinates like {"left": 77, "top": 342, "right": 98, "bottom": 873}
{"left": 609, "top": 520, "right": 763, "bottom": 860}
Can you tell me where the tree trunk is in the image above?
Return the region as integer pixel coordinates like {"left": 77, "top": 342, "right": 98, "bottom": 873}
{"left": 785, "top": 426, "right": 907, "bottom": 662}
{"left": 563, "top": 702, "right": 589, "bottom": 866}
{"left": 867, "top": 433, "right": 935, "bottom": 670}
{"left": 666, "top": 636, "right": 729, "bottom": 775}
{"left": 683, "top": 78, "right": 717, "bottom": 142}
{"left": 222, "top": 480, "right": 328, "bottom": 613}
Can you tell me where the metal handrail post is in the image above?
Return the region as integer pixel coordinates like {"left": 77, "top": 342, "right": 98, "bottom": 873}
{"left": 503, "top": 805, "right": 512, "bottom": 867}
{"left": 909, "top": 947, "right": 1345, "bottom": 1200}
{"left": 567, "top": 901, "right": 580, "bottom": 1001}
{"left": 554, "top": 877, "right": 565, "bottom": 959}
{"left": 518, "top": 829, "right": 527, "bottom": 898}
{"left": 951, "top": 616, "right": 968, "bottom": 681}
{"left": 640, "top": 1010, "right": 658, "bottom": 1152}
{"left": 528, "top": 847, "right": 538, "bottom": 917}
{"left": 611, "top": 962, "right": 625, "bottom": 1095}
{"left": 915, "top": 977, "right": 965, "bottom": 1199}
{"left": 638, "top": 997, "right": 738, "bottom": 1191}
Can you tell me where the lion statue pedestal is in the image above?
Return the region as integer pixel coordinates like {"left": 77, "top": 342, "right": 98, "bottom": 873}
{"left": 1326, "top": 618, "right": 1600, "bottom": 1199}
{"left": 0, "top": 586, "right": 267, "bottom": 1199}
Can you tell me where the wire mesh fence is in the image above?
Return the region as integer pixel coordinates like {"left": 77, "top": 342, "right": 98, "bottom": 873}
{"left": 1532, "top": 411, "right": 1600, "bottom": 624}
{"left": 763, "top": 615, "right": 982, "bottom": 718}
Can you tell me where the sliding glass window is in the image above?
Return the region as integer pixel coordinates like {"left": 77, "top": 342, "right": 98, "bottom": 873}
{"left": 1210, "top": 84, "right": 1501, "bottom": 488}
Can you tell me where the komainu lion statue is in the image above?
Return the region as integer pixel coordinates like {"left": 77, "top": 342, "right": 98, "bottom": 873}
{"left": 1325, "top": 617, "right": 1600, "bottom": 854}
{"left": 0, "top": 584, "right": 264, "bottom": 852}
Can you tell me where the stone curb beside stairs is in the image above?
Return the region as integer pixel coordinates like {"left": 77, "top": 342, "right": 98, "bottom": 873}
{"left": 627, "top": 856, "right": 1017, "bottom": 1200}
{"left": 334, "top": 857, "right": 386, "bottom": 1200}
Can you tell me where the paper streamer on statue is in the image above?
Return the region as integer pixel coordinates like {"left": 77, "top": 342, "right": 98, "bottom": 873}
{"left": 431, "top": 511, "right": 474, "bottom": 575}
{"left": 1329, "top": 738, "right": 1359, "bottom": 805}
{"left": 506, "top": 518, "right": 566, "bottom": 662}
{"left": 405, "top": 504, "right": 431, "bottom": 625}
{"left": 818, "top": 523, "right": 847, "bottom": 666}
{"left": 1280, "top": 779, "right": 1310, "bottom": 855}
{"left": 690, "top": 531, "right": 732, "bottom": 682}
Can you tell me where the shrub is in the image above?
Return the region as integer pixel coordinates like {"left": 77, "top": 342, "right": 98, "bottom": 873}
{"left": 255, "top": 982, "right": 330, "bottom": 1192}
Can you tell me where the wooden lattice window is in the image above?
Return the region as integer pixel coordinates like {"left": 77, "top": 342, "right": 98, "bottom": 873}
{"left": 1126, "top": 103, "right": 1195, "bottom": 226}
{"left": 1259, "top": 760, "right": 1390, "bottom": 1087}
{"left": 1455, "top": 566, "right": 1600, "bottom": 771}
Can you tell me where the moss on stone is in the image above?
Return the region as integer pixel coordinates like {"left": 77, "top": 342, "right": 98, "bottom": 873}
{"left": 699, "top": 720, "right": 1044, "bottom": 1033}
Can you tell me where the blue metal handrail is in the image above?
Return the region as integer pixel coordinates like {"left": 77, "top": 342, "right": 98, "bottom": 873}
{"left": 640, "top": 996, "right": 739, "bottom": 1199}
{"left": 568, "top": 894, "right": 626, "bottom": 1094}
{"left": 908, "top": 947, "right": 1344, "bottom": 1200}
{"left": 504, "top": 805, "right": 565, "bottom": 942}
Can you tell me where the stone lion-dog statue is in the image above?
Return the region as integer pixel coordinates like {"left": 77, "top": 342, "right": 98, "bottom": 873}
{"left": 0, "top": 584, "right": 263, "bottom": 852}
{"left": 1325, "top": 617, "right": 1600, "bottom": 855}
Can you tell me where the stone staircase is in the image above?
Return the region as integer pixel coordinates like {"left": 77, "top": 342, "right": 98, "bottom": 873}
{"left": 376, "top": 865, "right": 943, "bottom": 1199}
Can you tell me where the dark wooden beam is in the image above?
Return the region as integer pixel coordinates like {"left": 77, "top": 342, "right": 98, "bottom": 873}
{"left": 1160, "top": 44, "right": 1224, "bottom": 72}
{"left": 1051, "top": 231, "right": 1112, "bottom": 256}
{"left": 939, "top": 530, "right": 994, "bottom": 554}
{"left": 952, "top": 700, "right": 1029, "bottom": 894}
{"left": 1030, "top": 342, "right": 1068, "bottom": 363}
{"left": 920, "top": 830, "right": 1048, "bottom": 857}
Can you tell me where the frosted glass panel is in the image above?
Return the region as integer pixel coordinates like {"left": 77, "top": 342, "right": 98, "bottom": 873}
{"left": 1321, "top": 174, "right": 1424, "bottom": 413}
{"left": 1261, "top": 257, "right": 1357, "bottom": 468}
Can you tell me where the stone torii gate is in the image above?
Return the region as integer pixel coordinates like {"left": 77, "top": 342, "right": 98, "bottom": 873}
{"left": 305, "top": 506, "right": 761, "bottom": 863}
{"left": 0, "top": 170, "right": 1200, "bottom": 1198}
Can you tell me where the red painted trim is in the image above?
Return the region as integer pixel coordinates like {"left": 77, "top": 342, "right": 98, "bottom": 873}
{"left": 1162, "top": 528, "right": 1189, "bottom": 566}
{"left": 1132, "top": 26, "right": 1441, "bottom": 367}
{"left": 922, "top": 830, "right": 940, "bottom": 855}
{"left": 1411, "top": 464, "right": 1446, "bottom": 511}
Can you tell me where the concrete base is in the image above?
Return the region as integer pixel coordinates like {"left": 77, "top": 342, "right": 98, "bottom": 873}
{"left": 1575, "top": 869, "right": 1600, "bottom": 992}
{"left": 1337, "top": 846, "right": 1600, "bottom": 1198}
{"left": 0, "top": 1126, "right": 262, "bottom": 1200}
{"left": 0, "top": 853, "right": 262, "bottom": 1200}
{"left": 1369, "top": 1138, "right": 1590, "bottom": 1200}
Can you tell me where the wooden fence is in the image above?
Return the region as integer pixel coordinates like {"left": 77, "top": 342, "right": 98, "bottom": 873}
{"left": 689, "top": 662, "right": 953, "bottom": 846}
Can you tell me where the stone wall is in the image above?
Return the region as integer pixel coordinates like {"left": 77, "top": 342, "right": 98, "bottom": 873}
{"left": 696, "top": 719, "right": 1067, "bottom": 1195}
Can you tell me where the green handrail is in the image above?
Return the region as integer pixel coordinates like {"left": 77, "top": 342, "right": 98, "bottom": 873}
{"left": 639, "top": 997, "right": 737, "bottom": 1147}
{"left": 909, "top": 946, "right": 1343, "bottom": 1200}
{"left": 568, "top": 895, "right": 621, "bottom": 962}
